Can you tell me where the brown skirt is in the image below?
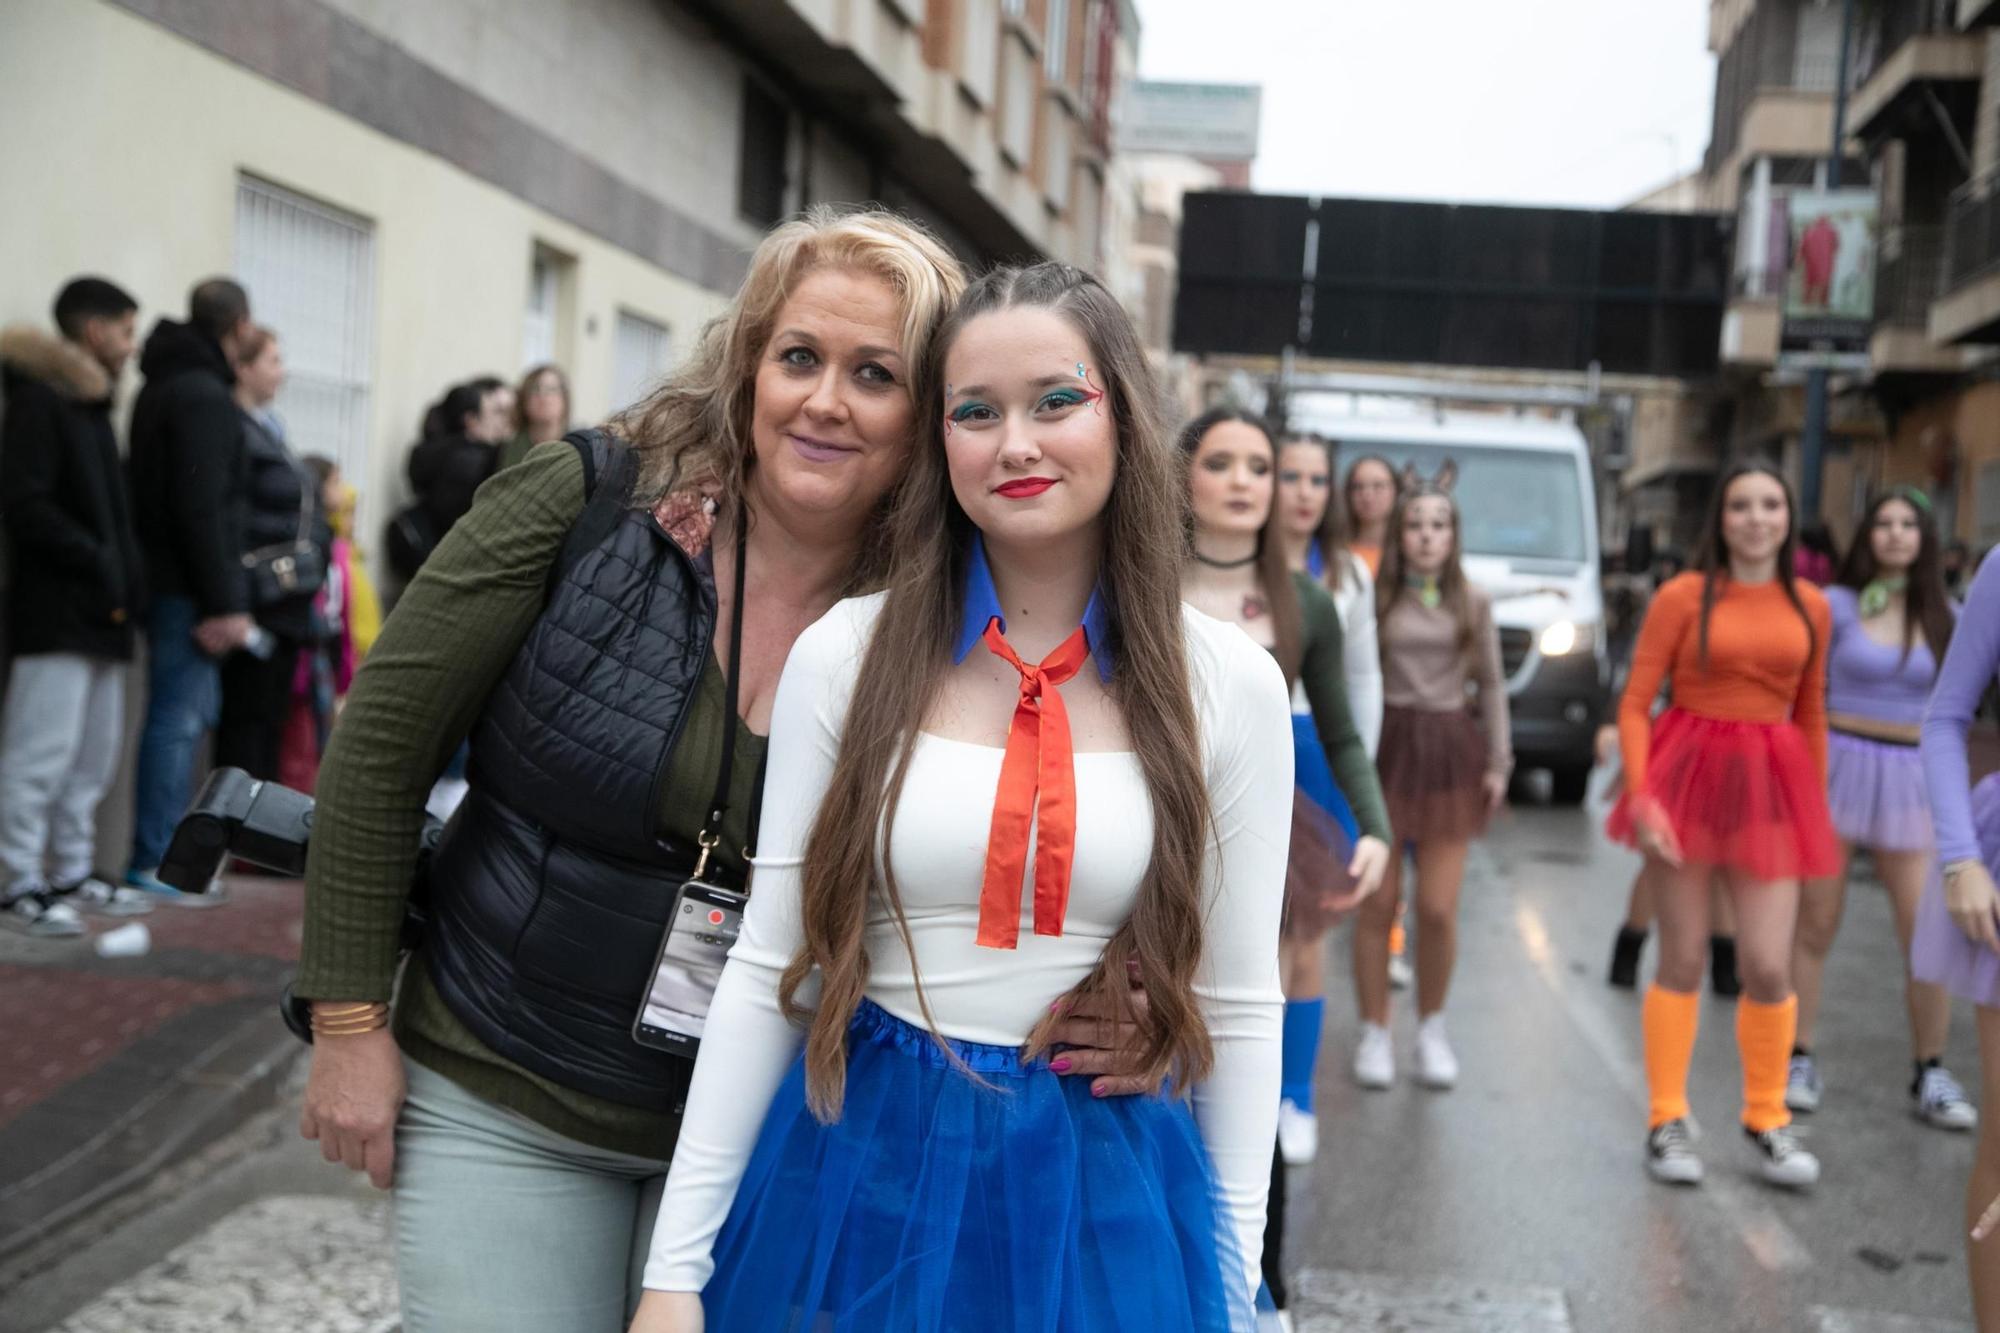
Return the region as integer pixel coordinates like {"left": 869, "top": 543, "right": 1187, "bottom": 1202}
{"left": 1284, "top": 787, "right": 1357, "bottom": 939}
{"left": 1377, "top": 704, "right": 1491, "bottom": 844}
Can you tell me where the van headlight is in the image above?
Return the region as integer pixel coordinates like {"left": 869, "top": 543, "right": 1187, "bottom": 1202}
{"left": 1538, "top": 620, "right": 1583, "bottom": 656}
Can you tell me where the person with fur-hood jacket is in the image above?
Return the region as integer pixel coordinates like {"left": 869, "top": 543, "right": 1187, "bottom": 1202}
{"left": 123, "top": 277, "right": 254, "bottom": 901}
{"left": 0, "top": 278, "right": 153, "bottom": 935}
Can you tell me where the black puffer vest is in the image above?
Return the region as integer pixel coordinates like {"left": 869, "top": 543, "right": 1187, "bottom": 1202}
{"left": 423, "top": 431, "right": 737, "bottom": 1114}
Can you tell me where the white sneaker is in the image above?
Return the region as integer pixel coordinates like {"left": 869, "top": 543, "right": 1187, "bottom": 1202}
{"left": 1353, "top": 1023, "right": 1394, "bottom": 1089}
{"left": 1277, "top": 1098, "right": 1319, "bottom": 1165}
{"left": 1415, "top": 1014, "right": 1459, "bottom": 1089}
{"left": 1746, "top": 1125, "right": 1821, "bottom": 1189}
{"left": 1645, "top": 1118, "right": 1705, "bottom": 1185}
{"left": 1387, "top": 953, "right": 1414, "bottom": 991}
{"left": 5, "top": 889, "right": 86, "bottom": 938}
{"left": 1785, "top": 1052, "right": 1822, "bottom": 1113}
{"left": 1915, "top": 1064, "right": 1979, "bottom": 1132}
{"left": 54, "top": 876, "right": 154, "bottom": 917}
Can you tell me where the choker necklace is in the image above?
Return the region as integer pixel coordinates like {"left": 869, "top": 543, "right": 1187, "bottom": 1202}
{"left": 1404, "top": 572, "right": 1442, "bottom": 609}
{"left": 1194, "top": 551, "right": 1258, "bottom": 570}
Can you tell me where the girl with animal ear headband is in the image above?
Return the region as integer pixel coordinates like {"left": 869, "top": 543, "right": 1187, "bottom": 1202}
{"left": 1351, "top": 467, "right": 1510, "bottom": 1093}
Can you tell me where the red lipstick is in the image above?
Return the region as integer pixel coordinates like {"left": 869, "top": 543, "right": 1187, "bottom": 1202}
{"left": 996, "top": 478, "right": 1057, "bottom": 499}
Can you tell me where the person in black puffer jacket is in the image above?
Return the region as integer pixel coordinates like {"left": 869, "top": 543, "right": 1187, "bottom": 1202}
{"left": 0, "top": 278, "right": 152, "bottom": 931}
{"left": 219, "top": 325, "right": 326, "bottom": 784}
{"left": 386, "top": 377, "right": 514, "bottom": 591}
{"left": 124, "top": 278, "right": 254, "bottom": 894}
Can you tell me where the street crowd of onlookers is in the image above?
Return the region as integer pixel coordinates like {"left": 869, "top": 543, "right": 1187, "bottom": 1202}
{"left": 0, "top": 273, "right": 573, "bottom": 936}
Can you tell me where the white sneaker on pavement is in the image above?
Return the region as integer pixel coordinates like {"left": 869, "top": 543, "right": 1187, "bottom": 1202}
{"left": 1785, "top": 1051, "right": 1821, "bottom": 1113}
{"left": 1415, "top": 1013, "right": 1459, "bottom": 1090}
{"left": 1353, "top": 1023, "right": 1394, "bottom": 1089}
{"left": 1746, "top": 1125, "right": 1821, "bottom": 1189}
{"left": 1914, "top": 1063, "right": 1979, "bottom": 1131}
{"left": 5, "top": 888, "right": 86, "bottom": 938}
{"left": 1277, "top": 1098, "right": 1319, "bottom": 1165}
{"left": 1645, "top": 1118, "right": 1704, "bottom": 1185}
{"left": 54, "top": 875, "right": 154, "bottom": 917}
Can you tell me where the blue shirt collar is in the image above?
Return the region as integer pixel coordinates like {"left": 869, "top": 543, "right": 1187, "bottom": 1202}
{"left": 954, "top": 533, "right": 1115, "bottom": 682}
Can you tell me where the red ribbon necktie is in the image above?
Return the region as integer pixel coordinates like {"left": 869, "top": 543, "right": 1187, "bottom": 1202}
{"left": 976, "top": 618, "right": 1092, "bottom": 949}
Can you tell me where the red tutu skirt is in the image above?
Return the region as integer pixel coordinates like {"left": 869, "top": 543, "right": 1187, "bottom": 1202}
{"left": 1605, "top": 708, "right": 1840, "bottom": 881}
{"left": 1377, "top": 705, "right": 1491, "bottom": 844}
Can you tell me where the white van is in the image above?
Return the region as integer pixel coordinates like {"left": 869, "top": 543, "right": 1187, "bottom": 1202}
{"left": 1293, "top": 402, "right": 1609, "bottom": 804}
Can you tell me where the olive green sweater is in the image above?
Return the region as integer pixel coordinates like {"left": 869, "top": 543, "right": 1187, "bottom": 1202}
{"left": 298, "top": 442, "right": 765, "bottom": 1157}
{"left": 1293, "top": 571, "right": 1392, "bottom": 843}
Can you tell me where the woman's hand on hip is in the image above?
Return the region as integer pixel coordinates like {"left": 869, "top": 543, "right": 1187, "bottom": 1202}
{"left": 298, "top": 1019, "right": 405, "bottom": 1190}
{"left": 1327, "top": 834, "right": 1390, "bottom": 912}
{"left": 629, "top": 1289, "right": 704, "bottom": 1332}
{"left": 1945, "top": 860, "right": 2000, "bottom": 955}
{"left": 1048, "top": 960, "right": 1159, "bottom": 1099}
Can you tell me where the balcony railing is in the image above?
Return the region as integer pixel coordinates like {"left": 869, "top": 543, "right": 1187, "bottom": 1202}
{"left": 1877, "top": 224, "right": 1946, "bottom": 327}
{"left": 1945, "top": 176, "right": 2000, "bottom": 291}
{"left": 1852, "top": 0, "right": 1960, "bottom": 90}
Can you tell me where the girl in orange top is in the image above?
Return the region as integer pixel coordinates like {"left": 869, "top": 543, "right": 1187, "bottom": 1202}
{"left": 1342, "top": 454, "right": 1397, "bottom": 578}
{"left": 1608, "top": 460, "right": 1837, "bottom": 1193}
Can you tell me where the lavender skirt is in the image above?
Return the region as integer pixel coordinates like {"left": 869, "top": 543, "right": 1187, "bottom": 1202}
{"left": 1911, "top": 773, "right": 2000, "bottom": 1010}
{"left": 1827, "top": 730, "right": 1934, "bottom": 852}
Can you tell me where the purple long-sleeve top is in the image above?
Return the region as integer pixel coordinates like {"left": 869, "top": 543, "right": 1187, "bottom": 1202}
{"left": 1826, "top": 585, "right": 1942, "bottom": 725}
{"left": 1923, "top": 553, "right": 2000, "bottom": 865}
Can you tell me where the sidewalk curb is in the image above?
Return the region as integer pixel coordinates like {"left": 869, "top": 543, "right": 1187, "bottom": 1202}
{"left": 0, "top": 1003, "right": 304, "bottom": 1288}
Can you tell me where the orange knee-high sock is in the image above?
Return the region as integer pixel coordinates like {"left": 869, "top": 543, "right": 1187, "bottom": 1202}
{"left": 1643, "top": 984, "right": 1701, "bottom": 1129}
{"left": 1738, "top": 995, "right": 1797, "bottom": 1134}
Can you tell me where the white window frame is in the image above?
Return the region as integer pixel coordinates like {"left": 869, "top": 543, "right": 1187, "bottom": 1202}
{"left": 232, "top": 175, "right": 376, "bottom": 499}
{"left": 523, "top": 249, "right": 558, "bottom": 371}
{"left": 613, "top": 310, "right": 673, "bottom": 411}
{"left": 1045, "top": 0, "right": 1070, "bottom": 83}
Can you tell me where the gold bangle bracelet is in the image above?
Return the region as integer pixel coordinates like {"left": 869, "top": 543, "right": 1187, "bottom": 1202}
{"left": 309, "top": 1002, "right": 390, "bottom": 1036}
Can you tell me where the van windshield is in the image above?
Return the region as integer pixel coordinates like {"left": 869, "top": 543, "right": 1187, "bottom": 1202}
{"left": 1341, "top": 442, "right": 1587, "bottom": 564}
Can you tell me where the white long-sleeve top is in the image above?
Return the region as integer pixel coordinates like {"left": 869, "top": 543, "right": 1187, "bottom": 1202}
{"left": 643, "top": 592, "right": 1293, "bottom": 1298}
{"left": 1292, "top": 550, "right": 1383, "bottom": 757}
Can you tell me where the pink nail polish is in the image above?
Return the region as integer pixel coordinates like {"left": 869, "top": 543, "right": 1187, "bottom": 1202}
{"left": 1050, "top": 1057, "right": 1072, "bottom": 1073}
{"left": 1091, "top": 1084, "right": 1106, "bottom": 1098}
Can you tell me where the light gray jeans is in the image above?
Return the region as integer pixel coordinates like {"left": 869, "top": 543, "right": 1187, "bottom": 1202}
{"left": 394, "top": 1063, "right": 671, "bottom": 1333}
{"left": 0, "top": 653, "right": 126, "bottom": 891}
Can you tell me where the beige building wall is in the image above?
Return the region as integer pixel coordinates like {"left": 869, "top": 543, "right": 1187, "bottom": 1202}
{"left": 0, "top": 0, "right": 730, "bottom": 561}
{"left": 313, "top": 0, "right": 765, "bottom": 255}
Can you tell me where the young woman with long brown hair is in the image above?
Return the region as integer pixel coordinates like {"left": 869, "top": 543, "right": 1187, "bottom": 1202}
{"left": 1788, "top": 487, "right": 1972, "bottom": 1128}
{"left": 1609, "top": 459, "right": 1837, "bottom": 1189}
{"left": 1343, "top": 453, "right": 1398, "bottom": 578}
{"left": 1351, "top": 473, "right": 1510, "bottom": 1091}
{"left": 1263, "top": 429, "right": 1387, "bottom": 1164}
{"left": 632, "top": 265, "right": 1293, "bottom": 1332}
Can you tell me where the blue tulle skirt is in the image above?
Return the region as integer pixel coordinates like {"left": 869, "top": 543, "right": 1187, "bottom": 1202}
{"left": 1292, "top": 713, "right": 1359, "bottom": 840}
{"left": 702, "top": 1000, "right": 1253, "bottom": 1332}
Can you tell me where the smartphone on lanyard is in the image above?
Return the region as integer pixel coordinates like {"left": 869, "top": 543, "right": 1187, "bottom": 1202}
{"left": 629, "top": 519, "right": 762, "bottom": 1057}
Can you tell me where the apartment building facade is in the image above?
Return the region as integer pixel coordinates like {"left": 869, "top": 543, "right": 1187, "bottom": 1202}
{"left": 0, "top": 0, "right": 1135, "bottom": 560}
{"left": 1851, "top": 0, "right": 2000, "bottom": 552}
{"left": 1674, "top": 0, "right": 2000, "bottom": 552}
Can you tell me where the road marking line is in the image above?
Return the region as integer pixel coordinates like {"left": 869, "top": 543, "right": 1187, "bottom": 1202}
{"left": 1810, "top": 1305, "right": 1973, "bottom": 1332}
{"left": 1290, "top": 1266, "right": 1572, "bottom": 1331}
{"left": 1512, "top": 899, "right": 1812, "bottom": 1273}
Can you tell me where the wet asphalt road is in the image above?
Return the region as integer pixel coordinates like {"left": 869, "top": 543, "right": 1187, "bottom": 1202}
{"left": 1281, "top": 791, "right": 1980, "bottom": 1332}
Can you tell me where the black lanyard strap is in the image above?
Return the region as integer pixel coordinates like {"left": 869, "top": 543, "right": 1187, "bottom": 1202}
{"left": 694, "top": 519, "right": 766, "bottom": 876}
